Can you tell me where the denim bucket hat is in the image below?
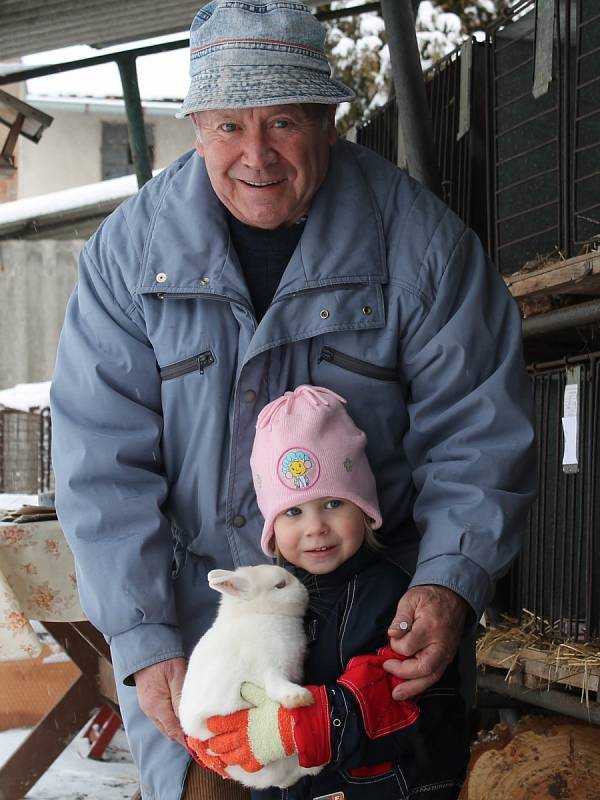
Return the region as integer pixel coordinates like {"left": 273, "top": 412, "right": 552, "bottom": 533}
{"left": 176, "top": 0, "right": 355, "bottom": 117}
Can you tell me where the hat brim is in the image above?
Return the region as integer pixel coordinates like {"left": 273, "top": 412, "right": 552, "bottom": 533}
{"left": 176, "top": 65, "right": 354, "bottom": 118}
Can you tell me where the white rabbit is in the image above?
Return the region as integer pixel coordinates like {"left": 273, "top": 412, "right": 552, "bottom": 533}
{"left": 179, "top": 564, "right": 323, "bottom": 789}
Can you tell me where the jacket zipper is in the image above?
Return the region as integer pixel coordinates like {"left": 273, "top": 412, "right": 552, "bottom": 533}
{"left": 272, "top": 282, "right": 368, "bottom": 303}
{"left": 156, "top": 291, "right": 253, "bottom": 315}
{"left": 160, "top": 350, "right": 215, "bottom": 381}
{"left": 319, "top": 346, "right": 400, "bottom": 382}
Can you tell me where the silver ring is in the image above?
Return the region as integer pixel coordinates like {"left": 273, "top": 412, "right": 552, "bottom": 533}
{"left": 398, "top": 621, "right": 412, "bottom": 632}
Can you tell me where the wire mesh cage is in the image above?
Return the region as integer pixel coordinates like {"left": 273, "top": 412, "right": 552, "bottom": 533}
{"left": 488, "top": 0, "right": 562, "bottom": 274}
{"left": 424, "top": 40, "right": 489, "bottom": 249}
{"left": 356, "top": 0, "right": 600, "bottom": 275}
{"left": 355, "top": 96, "right": 399, "bottom": 167}
{"left": 355, "top": 42, "right": 489, "bottom": 248}
{"left": 509, "top": 352, "right": 600, "bottom": 643}
{"left": 487, "top": 0, "right": 600, "bottom": 272}
{"left": 0, "top": 406, "right": 54, "bottom": 495}
{"left": 573, "top": 0, "right": 600, "bottom": 251}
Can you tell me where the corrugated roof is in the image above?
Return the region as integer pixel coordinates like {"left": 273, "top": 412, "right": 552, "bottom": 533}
{"left": 0, "top": 0, "right": 323, "bottom": 60}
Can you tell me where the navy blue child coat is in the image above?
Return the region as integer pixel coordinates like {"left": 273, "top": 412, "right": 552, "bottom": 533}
{"left": 251, "top": 545, "right": 470, "bottom": 800}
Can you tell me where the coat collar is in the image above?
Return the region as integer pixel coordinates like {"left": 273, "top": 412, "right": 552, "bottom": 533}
{"left": 285, "top": 544, "right": 378, "bottom": 615}
{"left": 137, "top": 139, "right": 388, "bottom": 299}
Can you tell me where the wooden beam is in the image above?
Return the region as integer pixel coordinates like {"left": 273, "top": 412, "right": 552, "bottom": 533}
{"left": 478, "top": 639, "right": 600, "bottom": 695}
{"left": 0, "top": 674, "right": 100, "bottom": 800}
{"left": 505, "top": 251, "right": 600, "bottom": 300}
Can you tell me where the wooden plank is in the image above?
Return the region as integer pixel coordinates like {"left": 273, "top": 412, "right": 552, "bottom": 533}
{"left": 0, "top": 674, "right": 99, "bottom": 800}
{"left": 71, "top": 620, "right": 112, "bottom": 663}
{"left": 478, "top": 640, "right": 600, "bottom": 693}
{"left": 504, "top": 251, "right": 600, "bottom": 300}
{"left": 43, "top": 621, "right": 119, "bottom": 708}
{"left": 43, "top": 621, "right": 103, "bottom": 681}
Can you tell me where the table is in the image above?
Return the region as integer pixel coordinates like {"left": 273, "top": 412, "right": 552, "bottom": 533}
{"left": 0, "top": 519, "right": 85, "bottom": 660}
{"left": 0, "top": 516, "right": 128, "bottom": 800}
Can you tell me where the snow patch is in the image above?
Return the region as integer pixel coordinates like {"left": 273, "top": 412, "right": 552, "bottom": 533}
{"left": 0, "top": 171, "right": 160, "bottom": 228}
{"left": 0, "top": 726, "right": 138, "bottom": 798}
{"left": 0, "top": 382, "right": 51, "bottom": 412}
{"left": 0, "top": 493, "right": 39, "bottom": 510}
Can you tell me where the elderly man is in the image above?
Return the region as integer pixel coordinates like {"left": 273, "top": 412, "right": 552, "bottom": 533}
{"left": 51, "top": 1, "right": 536, "bottom": 798}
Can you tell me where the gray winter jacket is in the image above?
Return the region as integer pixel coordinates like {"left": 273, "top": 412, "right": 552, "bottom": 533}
{"left": 51, "top": 139, "right": 535, "bottom": 799}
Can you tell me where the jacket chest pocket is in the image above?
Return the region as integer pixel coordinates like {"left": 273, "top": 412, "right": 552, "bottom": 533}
{"left": 318, "top": 346, "right": 400, "bottom": 382}
{"left": 159, "top": 350, "right": 216, "bottom": 381}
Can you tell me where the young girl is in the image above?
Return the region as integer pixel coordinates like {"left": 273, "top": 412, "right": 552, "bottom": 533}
{"left": 189, "top": 385, "right": 469, "bottom": 799}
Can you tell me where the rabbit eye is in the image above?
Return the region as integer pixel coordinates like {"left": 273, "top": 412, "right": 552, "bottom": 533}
{"left": 275, "top": 580, "right": 287, "bottom": 589}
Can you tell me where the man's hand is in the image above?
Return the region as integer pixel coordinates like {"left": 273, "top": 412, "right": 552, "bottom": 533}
{"left": 135, "top": 657, "right": 187, "bottom": 747}
{"left": 384, "top": 585, "right": 468, "bottom": 700}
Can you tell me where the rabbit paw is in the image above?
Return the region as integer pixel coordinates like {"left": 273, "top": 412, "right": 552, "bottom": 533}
{"left": 278, "top": 685, "right": 314, "bottom": 709}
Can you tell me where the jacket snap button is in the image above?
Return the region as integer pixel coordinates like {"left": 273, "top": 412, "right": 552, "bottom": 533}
{"left": 332, "top": 718, "right": 342, "bottom": 727}
{"left": 320, "top": 309, "right": 330, "bottom": 319}
{"left": 156, "top": 272, "right": 167, "bottom": 283}
{"left": 199, "top": 276, "right": 210, "bottom": 286}
{"left": 362, "top": 305, "right": 373, "bottom": 315}
{"left": 244, "top": 390, "right": 256, "bottom": 403}
{"left": 232, "top": 515, "right": 246, "bottom": 528}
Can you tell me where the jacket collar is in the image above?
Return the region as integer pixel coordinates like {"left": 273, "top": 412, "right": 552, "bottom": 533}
{"left": 138, "top": 139, "right": 387, "bottom": 299}
{"left": 286, "top": 544, "right": 378, "bottom": 615}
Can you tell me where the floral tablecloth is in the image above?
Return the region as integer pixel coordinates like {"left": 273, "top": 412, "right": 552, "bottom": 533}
{"left": 0, "top": 520, "right": 85, "bottom": 660}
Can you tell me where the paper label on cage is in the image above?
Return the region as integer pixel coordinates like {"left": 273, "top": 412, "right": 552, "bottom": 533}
{"left": 562, "top": 416, "right": 578, "bottom": 467}
{"left": 563, "top": 383, "right": 578, "bottom": 418}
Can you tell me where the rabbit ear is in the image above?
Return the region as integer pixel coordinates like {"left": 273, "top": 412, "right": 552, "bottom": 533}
{"left": 208, "top": 569, "right": 250, "bottom": 597}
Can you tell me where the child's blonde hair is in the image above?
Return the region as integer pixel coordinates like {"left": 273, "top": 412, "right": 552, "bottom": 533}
{"left": 363, "top": 515, "right": 386, "bottom": 553}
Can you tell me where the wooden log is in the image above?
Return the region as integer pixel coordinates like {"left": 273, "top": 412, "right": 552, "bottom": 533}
{"left": 460, "top": 716, "right": 600, "bottom": 800}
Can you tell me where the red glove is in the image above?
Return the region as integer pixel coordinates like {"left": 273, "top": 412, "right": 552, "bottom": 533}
{"left": 194, "top": 644, "right": 419, "bottom": 777}
{"left": 202, "top": 682, "right": 331, "bottom": 772}
{"left": 337, "top": 644, "right": 420, "bottom": 737}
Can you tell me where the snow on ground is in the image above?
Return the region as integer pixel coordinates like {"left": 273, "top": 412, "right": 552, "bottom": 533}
{"left": 0, "top": 725, "right": 139, "bottom": 799}
{"left": 0, "top": 493, "right": 40, "bottom": 510}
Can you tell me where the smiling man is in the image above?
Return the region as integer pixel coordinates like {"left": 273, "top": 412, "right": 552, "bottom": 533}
{"left": 191, "top": 105, "right": 336, "bottom": 230}
{"left": 51, "top": 1, "right": 536, "bottom": 799}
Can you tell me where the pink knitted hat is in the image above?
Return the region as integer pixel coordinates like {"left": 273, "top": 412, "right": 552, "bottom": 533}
{"left": 251, "top": 385, "right": 382, "bottom": 556}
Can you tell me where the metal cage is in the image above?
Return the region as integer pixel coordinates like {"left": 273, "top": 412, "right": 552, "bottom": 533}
{"left": 356, "top": 0, "right": 600, "bottom": 275}
{"left": 0, "top": 406, "right": 54, "bottom": 495}
{"left": 485, "top": 0, "right": 600, "bottom": 272}
{"left": 355, "top": 96, "right": 399, "bottom": 167}
{"left": 355, "top": 42, "right": 489, "bottom": 247}
{"left": 509, "top": 352, "right": 600, "bottom": 643}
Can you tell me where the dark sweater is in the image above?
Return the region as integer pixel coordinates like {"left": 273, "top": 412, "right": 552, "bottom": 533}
{"left": 227, "top": 212, "right": 305, "bottom": 322}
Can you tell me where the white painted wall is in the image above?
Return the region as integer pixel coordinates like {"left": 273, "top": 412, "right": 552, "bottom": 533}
{"left": 154, "top": 114, "right": 196, "bottom": 170}
{"left": 16, "top": 107, "right": 195, "bottom": 199}
{"left": 0, "top": 239, "right": 82, "bottom": 389}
